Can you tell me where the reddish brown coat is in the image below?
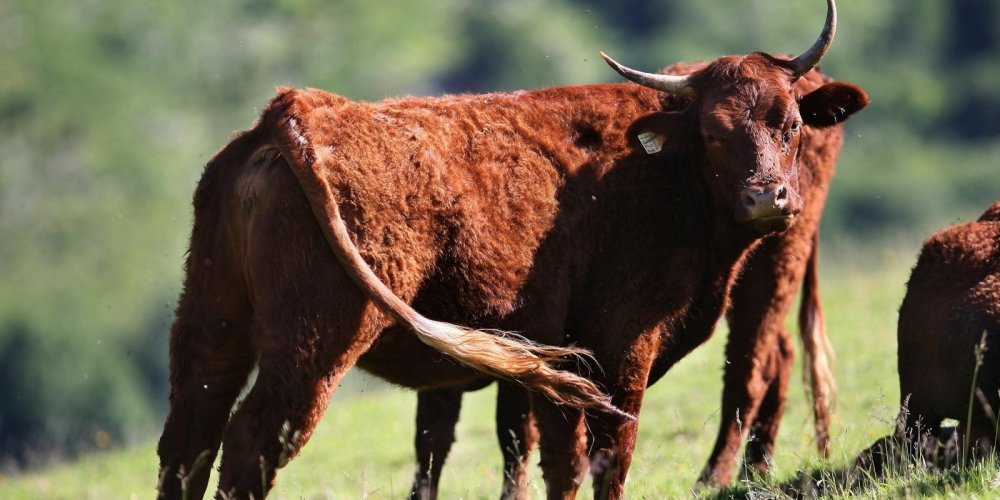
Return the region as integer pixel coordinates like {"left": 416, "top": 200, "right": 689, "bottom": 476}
{"left": 896, "top": 201, "right": 1000, "bottom": 449}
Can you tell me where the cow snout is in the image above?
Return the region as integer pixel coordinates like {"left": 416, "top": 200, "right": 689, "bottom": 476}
{"left": 735, "top": 183, "right": 800, "bottom": 233}
{"left": 741, "top": 184, "right": 788, "bottom": 213}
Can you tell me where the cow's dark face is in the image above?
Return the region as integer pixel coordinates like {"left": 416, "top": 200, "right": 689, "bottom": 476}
{"left": 624, "top": 54, "right": 868, "bottom": 236}
{"left": 695, "top": 55, "right": 818, "bottom": 233}
{"left": 696, "top": 55, "right": 867, "bottom": 233}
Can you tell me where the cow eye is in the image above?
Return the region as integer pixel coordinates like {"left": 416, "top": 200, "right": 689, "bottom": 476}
{"left": 705, "top": 133, "right": 722, "bottom": 144}
{"left": 782, "top": 121, "right": 802, "bottom": 144}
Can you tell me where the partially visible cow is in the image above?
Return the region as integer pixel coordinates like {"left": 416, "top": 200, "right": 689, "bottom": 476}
{"left": 155, "top": 0, "right": 867, "bottom": 497}
{"left": 407, "top": 62, "right": 847, "bottom": 498}
{"left": 857, "top": 201, "right": 1000, "bottom": 472}
{"left": 897, "top": 201, "right": 1000, "bottom": 453}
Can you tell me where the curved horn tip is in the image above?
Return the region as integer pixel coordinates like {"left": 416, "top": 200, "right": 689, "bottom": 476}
{"left": 790, "top": 0, "right": 838, "bottom": 77}
{"left": 598, "top": 51, "right": 626, "bottom": 75}
{"left": 597, "top": 51, "right": 696, "bottom": 96}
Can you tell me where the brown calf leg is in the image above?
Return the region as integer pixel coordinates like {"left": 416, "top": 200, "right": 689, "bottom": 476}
{"left": 741, "top": 328, "right": 793, "bottom": 479}
{"left": 495, "top": 382, "right": 536, "bottom": 500}
{"left": 410, "top": 387, "right": 465, "bottom": 500}
{"left": 408, "top": 381, "right": 533, "bottom": 500}
{"left": 697, "top": 326, "right": 777, "bottom": 488}
{"left": 532, "top": 395, "right": 588, "bottom": 500}
{"left": 698, "top": 230, "right": 815, "bottom": 487}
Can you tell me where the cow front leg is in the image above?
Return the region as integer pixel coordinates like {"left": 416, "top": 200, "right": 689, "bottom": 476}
{"left": 495, "top": 382, "right": 536, "bottom": 500}
{"left": 696, "top": 327, "right": 777, "bottom": 488}
{"left": 741, "top": 328, "right": 793, "bottom": 479}
{"left": 532, "top": 395, "right": 588, "bottom": 499}
{"left": 409, "top": 387, "right": 464, "bottom": 500}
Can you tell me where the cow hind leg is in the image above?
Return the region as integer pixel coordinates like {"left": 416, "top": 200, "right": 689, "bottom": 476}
{"left": 214, "top": 350, "right": 337, "bottom": 498}
{"left": 213, "top": 288, "right": 379, "bottom": 498}
{"left": 157, "top": 312, "right": 255, "bottom": 500}
{"left": 409, "top": 387, "right": 465, "bottom": 500}
{"left": 495, "top": 382, "right": 536, "bottom": 500}
{"left": 213, "top": 159, "right": 388, "bottom": 498}
{"left": 960, "top": 326, "right": 1000, "bottom": 460}
{"left": 157, "top": 232, "right": 255, "bottom": 499}
{"left": 897, "top": 395, "right": 942, "bottom": 464}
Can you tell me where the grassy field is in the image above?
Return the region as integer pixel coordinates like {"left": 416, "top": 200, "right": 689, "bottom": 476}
{"left": 2, "top": 238, "right": 998, "bottom": 499}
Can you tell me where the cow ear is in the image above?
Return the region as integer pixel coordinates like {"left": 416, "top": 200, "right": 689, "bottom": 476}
{"left": 799, "top": 82, "right": 869, "bottom": 128}
{"left": 626, "top": 111, "right": 694, "bottom": 156}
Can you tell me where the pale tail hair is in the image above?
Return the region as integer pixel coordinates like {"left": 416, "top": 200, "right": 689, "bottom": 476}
{"left": 799, "top": 232, "right": 837, "bottom": 457}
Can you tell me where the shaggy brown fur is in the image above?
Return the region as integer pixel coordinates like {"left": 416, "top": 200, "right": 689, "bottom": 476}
{"left": 407, "top": 63, "right": 852, "bottom": 499}
{"left": 896, "top": 201, "right": 1000, "bottom": 451}
{"left": 156, "top": 53, "right": 866, "bottom": 498}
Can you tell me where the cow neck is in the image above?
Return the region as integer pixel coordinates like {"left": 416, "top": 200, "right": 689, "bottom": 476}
{"left": 675, "top": 145, "right": 757, "bottom": 275}
{"left": 682, "top": 142, "right": 767, "bottom": 315}
{"left": 645, "top": 154, "right": 765, "bottom": 374}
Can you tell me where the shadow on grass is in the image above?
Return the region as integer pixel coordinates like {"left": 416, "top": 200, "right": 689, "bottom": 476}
{"left": 701, "top": 429, "right": 996, "bottom": 499}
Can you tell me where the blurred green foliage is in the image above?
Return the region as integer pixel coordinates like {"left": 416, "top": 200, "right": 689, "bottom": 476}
{"left": 0, "top": 0, "right": 996, "bottom": 467}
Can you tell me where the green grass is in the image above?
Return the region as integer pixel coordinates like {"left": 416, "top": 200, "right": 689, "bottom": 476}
{"left": 2, "top": 240, "right": 997, "bottom": 498}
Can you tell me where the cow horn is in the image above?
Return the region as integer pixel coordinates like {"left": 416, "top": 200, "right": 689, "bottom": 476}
{"left": 600, "top": 51, "right": 696, "bottom": 97}
{"left": 788, "top": 0, "right": 837, "bottom": 78}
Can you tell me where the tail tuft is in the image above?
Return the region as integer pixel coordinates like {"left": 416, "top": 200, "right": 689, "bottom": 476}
{"left": 799, "top": 233, "right": 837, "bottom": 457}
{"left": 411, "top": 316, "right": 632, "bottom": 419}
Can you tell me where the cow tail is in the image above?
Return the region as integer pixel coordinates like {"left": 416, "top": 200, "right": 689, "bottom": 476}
{"left": 260, "top": 89, "right": 628, "bottom": 420}
{"left": 798, "top": 231, "right": 836, "bottom": 457}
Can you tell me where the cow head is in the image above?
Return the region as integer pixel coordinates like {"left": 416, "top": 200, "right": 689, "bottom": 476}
{"left": 603, "top": 0, "right": 867, "bottom": 235}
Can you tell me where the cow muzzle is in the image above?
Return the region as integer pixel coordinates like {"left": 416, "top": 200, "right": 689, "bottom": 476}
{"left": 735, "top": 183, "right": 801, "bottom": 233}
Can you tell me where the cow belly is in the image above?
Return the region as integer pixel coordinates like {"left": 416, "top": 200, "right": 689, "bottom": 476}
{"left": 356, "top": 325, "right": 484, "bottom": 389}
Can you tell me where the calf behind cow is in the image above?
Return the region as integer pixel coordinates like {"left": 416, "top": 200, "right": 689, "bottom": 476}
{"left": 156, "top": 0, "right": 867, "bottom": 497}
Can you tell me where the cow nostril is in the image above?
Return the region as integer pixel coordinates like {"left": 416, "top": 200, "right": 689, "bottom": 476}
{"left": 775, "top": 185, "right": 788, "bottom": 202}
{"left": 741, "top": 192, "right": 756, "bottom": 210}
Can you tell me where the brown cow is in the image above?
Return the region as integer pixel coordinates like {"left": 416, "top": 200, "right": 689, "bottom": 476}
{"left": 156, "top": 0, "right": 867, "bottom": 497}
{"left": 858, "top": 201, "right": 1000, "bottom": 472}
{"left": 897, "top": 201, "right": 1000, "bottom": 453}
{"left": 408, "top": 65, "right": 848, "bottom": 499}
